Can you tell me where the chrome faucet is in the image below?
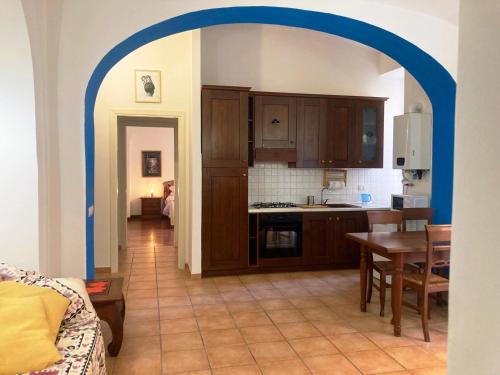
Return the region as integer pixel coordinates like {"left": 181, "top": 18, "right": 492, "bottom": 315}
{"left": 321, "top": 187, "right": 330, "bottom": 205}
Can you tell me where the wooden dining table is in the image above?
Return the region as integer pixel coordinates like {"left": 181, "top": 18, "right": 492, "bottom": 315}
{"left": 346, "top": 231, "right": 428, "bottom": 337}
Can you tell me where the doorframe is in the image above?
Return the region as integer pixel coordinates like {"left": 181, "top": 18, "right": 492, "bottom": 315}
{"left": 85, "top": 6, "right": 456, "bottom": 278}
{"left": 108, "top": 109, "right": 186, "bottom": 273}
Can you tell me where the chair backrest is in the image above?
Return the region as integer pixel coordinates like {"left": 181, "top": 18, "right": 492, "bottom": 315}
{"left": 402, "top": 208, "right": 434, "bottom": 231}
{"left": 366, "top": 210, "right": 403, "bottom": 233}
{"left": 423, "top": 224, "right": 452, "bottom": 288}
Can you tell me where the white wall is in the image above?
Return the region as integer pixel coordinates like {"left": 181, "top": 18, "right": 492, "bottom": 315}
{"left": 0, "top": 0, "right": 39, "bottom": 271}
{"left": 448, "top": 1, "right": 500, "bottom": 374}
{"left": 94, "top": 33, "right": 194, "bottom": 268}
{"left": 126, "top": 127, "right": 175, "bottom": 216}
{"left": 203, "top": 24, "right": 404, "bottom": 203}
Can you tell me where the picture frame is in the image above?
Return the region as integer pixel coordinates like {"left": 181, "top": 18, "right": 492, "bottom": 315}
{"left": 142, "top": 151, "right": 162, "bottom": 177}
{"left": 135, "top": 70, "right": 161, "bottom": 103}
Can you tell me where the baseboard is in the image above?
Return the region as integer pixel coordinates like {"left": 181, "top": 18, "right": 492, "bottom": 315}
{"left": 95, "top": 267, "right": 111, "bottom": 273}
{"left": 185, "top": 263, "right": 201, "bottom": 279}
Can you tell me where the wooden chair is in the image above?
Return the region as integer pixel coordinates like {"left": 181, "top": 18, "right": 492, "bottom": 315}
{"left": 403, "top": 224, "right": 451, "bottom": 342}
{"left": 366, "top": 210, "right": 418, "bottom": 317}
{"left": 402, "top": 208, "right": 434, "bottom": 231}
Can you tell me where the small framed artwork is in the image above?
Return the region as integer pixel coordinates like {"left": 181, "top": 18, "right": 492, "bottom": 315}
{"left": 135, "top": 70, "right": 161, "bottom": 103}
{"left": 142, "top": 151, "right": 162, "bottom": 177}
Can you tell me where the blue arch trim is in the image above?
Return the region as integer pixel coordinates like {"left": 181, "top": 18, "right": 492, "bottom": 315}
{"left": 85, "top": 6, "right": 456, "bottom": 279}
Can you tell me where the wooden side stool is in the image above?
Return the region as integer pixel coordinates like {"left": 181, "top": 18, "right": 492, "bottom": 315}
{"left": 86, "top": 278, "right": 126, "bottom": 356}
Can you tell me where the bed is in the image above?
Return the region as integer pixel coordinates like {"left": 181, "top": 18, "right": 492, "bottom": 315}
{"left": 162, "top": 180, "right": 175, "bottom": 225}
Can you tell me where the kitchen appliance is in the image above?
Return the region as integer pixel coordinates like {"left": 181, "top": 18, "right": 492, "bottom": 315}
{"left": 258, "top": 213, "right": 302, "bottom": 259}
{"left": 391, "top": 194, "right": 429, "bottom": 210}
{"left": 307, "top": 196, "right": 315, "bottom": 205}
{"left": 251, "top": 202, "right": 297, "bottom": 209}
{"left": 393, "top": 112, "right": 432, "bottom": 170}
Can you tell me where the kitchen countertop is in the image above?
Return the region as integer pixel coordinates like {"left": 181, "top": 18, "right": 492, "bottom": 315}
{"left": 248, "top": 202, "right": 391, "bottom": 214}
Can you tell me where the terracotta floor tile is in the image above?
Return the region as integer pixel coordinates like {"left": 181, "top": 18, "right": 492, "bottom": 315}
{"left": 279, "top": 288, "right": 312, "bottom": 298}
{"left": 193, "top": 303, "right": 229, "bottom": 317}
{"left": 160, "top": 317, "right": 199, "bottom": 334}
{"left": 346, "top": 349, "right": 405, "bottom": 374}
{"left": 112, "top": 354, "right": 161, "bottom": 375}
{"left": 410, "top": 367, "right": 447, "bottom": 375}
{"left": 163, "top": 349, "right": 209, "bottom": 374}
{"left": 240, "top": 325, "right": 284, "bottom": 344}
{"left": 196, "top": 315, "right": 235, "bottom": 331}
{"left": 328, "top": 333, "right": 378, "bottom": 353}
{"left": 206, "top": 345, "right": 255, "bottom": 368}
{"left": 159, "top": 296, "right": 192, "bottom": 307}
{"left": 127, "top": 288, "right": 158, "bottom": 299}
{"left": 250, "top": 288, "right": 284, "bottom": 300}
{"left": 226, "top": 301, "right": 263, "bottom": 313}
{"left": 158, "top": 287, "right": 189, "bottom": 297}
{"left": 259, "top": 299, "right": 294, "bottom": 311}
{"left": 159, "top": 306, "right": 194, "bottom": 320}
{"left": 289, "top": 336, "right": 339, "bottom": 358}
{"left": 259, "top": 359, "right": 312, "bottom": 375}
{"left": 249, "top": 341, "right": 298, "bottom": 365}
{"left": 300, "top": 307, "right": 341, "bottom": 322}
{"left": 221, "top": 290, "right": 255, "bottom": 302}
{"left": 276, "top": 322, "right": 321, "bottom": 339}
{"left": 126, "top": 297, "right": 159, "bottom": 310}
{"left": 201, "top": 328, "right": 245, "bottom": 347}
{"left": 212, "top": 364, "right": 261, "bottom": 375}
{"left": 188, "top": 285, "right": 219, "bottom": 295}
{"left": 288, "top": 297, "right": 325, "bottom": 309}
{"left": 120, "top": 335, "right": 161, "bottom": 356}
{"left": 347, "top": 317, "right": 393, "bottom": 333}
{"left": 363, "top": 332, "right": 416, "bottom": 349}
{"left": 311, "top": 320, "right": 357, "bottom": 336}
{"left": 190, "top": 294, "right": 224, "bottom": 305}
{"left": 162, "top": 332, "right": 204, "bottom": 352}
{"left": 232, "top": 311, "right": 273, "bottom": 327}
{"left": 384, "top": 346, "right": 444, "bottom": 370}
{"left": 267, "top": 309, "right": 306, "bottom": 324}
{"left": 124, "top": 320, "right": 160, "bottom": 338}
{"left": 124, "top": 308, "right": 159, "bottom": 323}
{"left": 303, "top": 354, "right": 361, "bottom": 374}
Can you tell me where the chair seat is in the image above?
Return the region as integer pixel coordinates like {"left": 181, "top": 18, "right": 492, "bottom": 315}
{"left": 373, "top": 261, "right": 419, "bottom": 274}
{"left": 403, "top": 272, "right": 449, "bottom": 286}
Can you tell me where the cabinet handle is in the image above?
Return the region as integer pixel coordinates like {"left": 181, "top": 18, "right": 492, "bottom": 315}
{"left": 321, "top": 160, "right": 326, "bottom": 164}
{"left": 328, "top": 217, "right": 332, "bottom": 221}
{"left": 358, "top": 160, "right": 362, "bottom": 164}
{"left": 243, "top": 173, "right": 247, "bottom": 177}
{"left": 328, "top": 160, "right": 333, "bottom": 163}
{"left": 336, "top": 217, "right": 340, "bottom": 221}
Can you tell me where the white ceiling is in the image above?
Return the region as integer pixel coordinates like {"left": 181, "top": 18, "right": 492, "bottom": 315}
{"left": 368, "top": 0, "right": 459, "bottom": 24}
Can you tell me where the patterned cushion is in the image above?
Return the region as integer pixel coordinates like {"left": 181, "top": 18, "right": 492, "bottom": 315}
{"left": 0, "top": 263, "right": 106, "bottom": 375}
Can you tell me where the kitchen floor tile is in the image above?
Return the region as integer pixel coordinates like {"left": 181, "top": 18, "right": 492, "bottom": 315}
{"left": 232, "top": 311, "right": 273, "bottom": 327}
{"left": 288, "top": 336, "right": 339, "bottom": 358}
{"left": 276, "top": 322, "right": 321, "bottom": 339}
{"left": 249, "top": 341, "right": 298, "bottom": 365}
{"left": 259, "top": 359, "right": 312, "bottom": 375}
{"left": 201, "top": 328, "right": 245, "bottom": 347}
{"left": 384, "top": 346, "right": 444, "bottom": 370}
{"left": 205, "top": 345, "right": 255, "bottom": 368}
{"left": 162, "top": 349, "right": 209, "bottom": 374}
{"left": 346, "top": 349, "right": 405, "bottom": 374}
{"left": 303, "top": 354, "right": 361, "bottom": 375}
{"left": 267, "top": 309, "right": 306, "bottom": 324}
{"left": 328, "top": 333, "right": 378, "bottom": 353}
{"left": 162, "top": 332, "right": 204, "bottom": 352}
{"left": 240, "top": 325, "right": 284, "bottom": 344}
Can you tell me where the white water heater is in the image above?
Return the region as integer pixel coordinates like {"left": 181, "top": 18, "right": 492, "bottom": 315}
{"left": 393, "top": 112, "right": 432, "bottom": 170}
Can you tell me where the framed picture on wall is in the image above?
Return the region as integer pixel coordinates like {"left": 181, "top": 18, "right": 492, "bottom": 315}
{"left": 135, "top": 70, "right": 161, "bottom": 103}
{"left": 142, "top": 151, "right": 162, "bottom": 177}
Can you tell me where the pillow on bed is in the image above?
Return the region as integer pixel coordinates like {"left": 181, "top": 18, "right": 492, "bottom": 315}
{"left": 0, "top": 296, "right": 61, "bottom": 374}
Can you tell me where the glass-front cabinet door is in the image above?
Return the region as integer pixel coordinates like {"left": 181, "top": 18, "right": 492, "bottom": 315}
{"left": 354, "top": 100, "right": 384, "bottom": 168}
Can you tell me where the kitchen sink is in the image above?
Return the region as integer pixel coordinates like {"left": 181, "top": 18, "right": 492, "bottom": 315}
{"left": 325, "top": 203, "right": 361, "bottom": 208}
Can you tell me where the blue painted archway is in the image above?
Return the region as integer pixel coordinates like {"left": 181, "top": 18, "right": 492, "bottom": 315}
{"left": 85, "top": 6, "right": 456, "bottom": 279}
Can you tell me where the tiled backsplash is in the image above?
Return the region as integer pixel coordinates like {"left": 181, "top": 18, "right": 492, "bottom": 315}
{"left": 248, "top": 162, "right": 402, "bottom": 204}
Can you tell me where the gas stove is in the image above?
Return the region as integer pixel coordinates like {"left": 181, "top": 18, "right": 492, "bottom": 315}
{"left": 251, "top": 202, "right": 297, "bottom": 209}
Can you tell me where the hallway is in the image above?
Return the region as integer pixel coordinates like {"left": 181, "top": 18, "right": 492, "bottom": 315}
{"left": 103, "top": 219, "right": 448, "bottom": 375}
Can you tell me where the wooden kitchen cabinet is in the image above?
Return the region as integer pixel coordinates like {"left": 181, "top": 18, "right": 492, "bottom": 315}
{"left": 303, "top": 211, "right": 368, "bottom": 268}
{"left": 202, "top": 86, "right": 250, "bottom": 167}
{"left": 202, "top": 167, "right": 249, "bottom": 273}
{"left": 296, "top": 97, "right": 327, "bottom": 168}
{"left": 332, "top": 211, "right": 368, "bottom": 267}
{"left": 302, "top": 213, "right": 334, "bottom": 264}
{"left": 352, "top": 100, "right": 385, "bottom": 168}
{"left": 255, "top": 95, "right": 297, "bottom": 149}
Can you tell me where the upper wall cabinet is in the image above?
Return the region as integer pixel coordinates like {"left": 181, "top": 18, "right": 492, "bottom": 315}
{"left": 202, "top": 86, "right": 250, "bottom": 167}
{"left": 254, "top": 95, "right": 297, "bottom": 149}
{"left": 296, "top": 97, "right": 327, "bottom": 168}
{"left": 352, "top": 100, "right": 385, "bottom": 168}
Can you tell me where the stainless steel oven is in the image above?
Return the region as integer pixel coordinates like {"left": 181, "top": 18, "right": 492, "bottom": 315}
{"left": 258, "top": 213, "right": 302, "bottom": 259}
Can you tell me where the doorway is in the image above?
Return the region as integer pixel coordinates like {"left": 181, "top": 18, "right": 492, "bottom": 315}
{"left": 108, "top": 113, "right": 184, "bottom": 273}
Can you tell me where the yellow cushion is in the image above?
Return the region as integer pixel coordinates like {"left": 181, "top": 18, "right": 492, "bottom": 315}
{"left": 0, "top": 281, "right": 70, "bottom": 342}
{"left": 0, "top": 296, "right": 61, "bottom": 374}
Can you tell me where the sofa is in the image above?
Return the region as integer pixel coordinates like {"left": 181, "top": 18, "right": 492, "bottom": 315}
{"left": 0, "top": 263, "right": 106, "bottom": 375}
